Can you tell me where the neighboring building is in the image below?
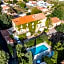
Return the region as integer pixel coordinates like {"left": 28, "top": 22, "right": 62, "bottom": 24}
{"left": 1, "top": 30, "right": 14, "bottom": 46}
{"left": 26, "top": 1, "right": 53, "bottom": 8}
{"left": 1, "top": 4, "right": 10, "bottom": 13}
{"left": 37, "top": 6, "right": 48, "bottom": 12}
{"left": 4, "top": 0, "right": 23, "bottom": 2}
{"left": 12, "top": 13, "right": 47, "bottom": 37}
{"left": 26, "top": 1, "right": 37, "bottom": 7}
{"left": 51, "top": 17, "right": 61, "bottom": 28}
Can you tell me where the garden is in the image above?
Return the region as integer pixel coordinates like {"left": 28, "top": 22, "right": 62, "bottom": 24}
{"left": 24, "top": 34, "right": 48, "bottom": 47}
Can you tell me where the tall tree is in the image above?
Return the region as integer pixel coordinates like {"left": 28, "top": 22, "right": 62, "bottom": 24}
{"left": 16, "top": 44, "right": 33, "bottom": 64}
{"left": 0, "top": 46, "right": 9, "bottom": 64}
{"left": 45, "top": 17, "right": 52, "bottom": 28}
{"left": 51, "top": 5, "right": 64, "bottom": 20}
{"left": 0, "top": 14, "right": 13, "bottom": 29}
{"left": 13, "top": 0, "right": 17, "bottom": 3}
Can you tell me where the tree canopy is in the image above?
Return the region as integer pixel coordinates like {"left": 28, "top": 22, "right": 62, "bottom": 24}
{"left": 23, "top": 0, "right": 28, "bottom": 2}
{"left": 55, "top": 23, "right": 64, "bottom": 33}
{"left": 50, "top": 5, "right": 64, "bottom": 20}
{"left": 45, "top": 17, "right": 52, "bottom": 28}
{"left": 0, "top": 14, "right": 13, "bottom": 29}
{"left": 16, "top": 44, "right": 33, "bottom": 64}
{"left": 0, "top": 45, "right": 9, "bottom": 64}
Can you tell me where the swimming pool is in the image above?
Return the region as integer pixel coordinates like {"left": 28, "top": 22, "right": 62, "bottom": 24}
{"left": 30, "top": 45, "right": 48, "bottom": 56}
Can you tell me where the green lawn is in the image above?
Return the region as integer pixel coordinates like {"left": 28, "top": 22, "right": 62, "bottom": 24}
{"left": 24, "top": 34, "right": 48, "bottom": 47}
{"left": 18, "top": 33, "right": 26, "bottom": 40}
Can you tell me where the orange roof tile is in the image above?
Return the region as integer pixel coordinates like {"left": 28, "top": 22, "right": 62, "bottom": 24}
{"left": 12, "top": 13, "right": 46, "bottom": 25}
{"left": 51, "top": 17, "right": 60, "bottom": 23}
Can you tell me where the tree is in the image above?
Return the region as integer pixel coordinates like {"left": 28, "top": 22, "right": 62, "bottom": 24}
{"left": 0, "top": 46, "right": 9, "bottom": 64}
{"left": 0, "top": 14, "right": 13, "bottom": 29}
{"left": 44, "top": 56, "right": 54, "bottom": 64}
{"left": 44, "top": 51, "right": 58, "bottom": 64}
{"left": 51, "top": 5, "right": 64, "bottom": 20}
{"left": 51, "top": 51, "right": 58, "bottom": 64}
{"left": 55, "top": 23, "right": 64, "bottom": 33}
{"left": 16, "top": 44, "right": 33, "bottom": 64}
{"left": 13, "top": 0, "right": 17, "bottom": 3}
{"left": 23, "top": 0, "right": 28, "bottom": 2}
{"left": 31, "top": 7, "right": 42, "bottom": 14}
{"left": 53, "top": 41, "right": 64, "bottom": 51}
{"left": 25, "top": 51, "right": 33, "bottom": 64}
{"left": 44, "top": 0, "right": 47, "bottom": 2}
{"left": 17, "top": 2, "right": 26, "bottom": 8}
{"left": 45, "top": 17, "right": 52, "bottom": 28}
{"left": 0, "top": 0, "right": 2, "bottom": 5}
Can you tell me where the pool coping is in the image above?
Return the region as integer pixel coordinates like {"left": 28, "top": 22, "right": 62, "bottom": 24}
{"left": 27, "top": 42, "right": 51, "bottom": 60}
{"left": 27, "top": 41, "right": 51, "bottom": 51}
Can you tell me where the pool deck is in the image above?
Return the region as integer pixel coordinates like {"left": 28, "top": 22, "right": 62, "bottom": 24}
{"left": 27, "top": 42, "right": 51, "bottom": 60}
{"left": 27, "top": 42, "right": 51, "bottom": 51}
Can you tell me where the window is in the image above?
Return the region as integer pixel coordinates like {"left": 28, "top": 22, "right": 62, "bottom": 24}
{"left": 32, "top": 26, "right": 34, "bottom": 29}
{"left": 21, "top": 25, "right": 23, "bottom": 28}
{"left": 26, "top": 23, "right": 28, "bottom": 27}
{"left": 26, "top": 28, "right": 29, "bottom": 32}
{"left": 32, "top": 22, "right": 34, "bottom": 25}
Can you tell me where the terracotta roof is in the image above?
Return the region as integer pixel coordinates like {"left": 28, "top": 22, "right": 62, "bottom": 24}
{"left": 1, "top": 30, "right": 14, "bottom": 44}
{"left": 61, "top": 20, "right": 64, "bottom": 23}
{"left": 12, "top": 13, "right": 46, "bottom": 25}
{"left": 51, "top": 17, "right": 60, "bottom": 23}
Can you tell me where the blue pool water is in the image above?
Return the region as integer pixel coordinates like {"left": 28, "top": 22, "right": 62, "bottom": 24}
{"left": 30, "top": 45, "right": 48, "bottom": 56}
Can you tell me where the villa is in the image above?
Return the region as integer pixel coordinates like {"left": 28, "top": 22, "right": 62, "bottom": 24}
{"left": 12, "top": 13, "right": 47, "bottom": 37}
{"left": 1, "top": 4, "right": 10, "bottom": 13}
{"left": 37, "top": 6, "right": 48, "bottom": 13}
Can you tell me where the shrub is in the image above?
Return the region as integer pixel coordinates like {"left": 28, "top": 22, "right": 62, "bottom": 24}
{"left": 31, "top": 7, "right": 42, "bottom": 14}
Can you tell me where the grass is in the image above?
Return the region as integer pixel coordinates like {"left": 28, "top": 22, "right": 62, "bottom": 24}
{"left": 9, "top": 35, "right": 14, "bottom": 39}
{"left": 24, "top": 39, "right": 35, "bottom": 47}
{"left": 18, "top": 33, "right": 26, "bottom": 40}
{"left": 24, "top": 34, "right": 48, "bottom": 47}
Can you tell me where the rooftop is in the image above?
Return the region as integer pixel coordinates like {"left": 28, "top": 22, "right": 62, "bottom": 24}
{"left": 1, "top": 5, "right": 10, "bottom": 10}
{"left": 1, "top": 30, "right": 14, "bottom": 44}
{"left": 12, "top": 13, "right": 46, "bottom": 25}
{"left": 51, "top": 17, "right": 60, "bottom": 23}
